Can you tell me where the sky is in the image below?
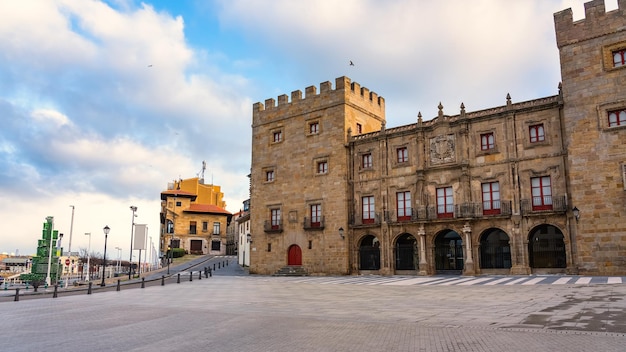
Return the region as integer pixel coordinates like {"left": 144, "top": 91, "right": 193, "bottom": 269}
{"left": 0, "top": 0, "right": 616, "bottom": 260}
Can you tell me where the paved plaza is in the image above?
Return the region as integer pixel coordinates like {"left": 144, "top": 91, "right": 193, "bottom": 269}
{"left": 2, "top": 257, "right": 626, "bottom": 352}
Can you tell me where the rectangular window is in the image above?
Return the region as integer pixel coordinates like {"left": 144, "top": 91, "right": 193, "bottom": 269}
{"left": 482, "top": 182, "right": 501, "bottom": 215}
{"left": 211, "top": 240, "right": 220, "bottom": 251}
{"left": 309, "top": 122, "right": 319, "bottom": 134}
{"left": 189, "top": 221, "right": 197, "bottom": 234}
{"left": 529, "top": 124, "right": 545, "bottom": 143}
{"left": 614, "top": 49, "right": 626, "bottom": 67}
{"left": 267, "top": 243, "right": 272, "bottom": 252}
{"left": 310, "top": 204, "right": 321, "bottom": 228}
{"left": 531, "top": 176, "right": 552, "bottom": 210}
{"left": 202, "top": 221, "right": 208, "bottom": 232}
{"left": 166, "top": 220, "right": 174, "bottom": 234}
{"left": 273, "top": 130, "right": 282, "bottom": 143}
{"left": 480, "top": 132, "right": 495, "bottom": 150}
{"left": 176, "top": 201, "right": 181, "bottom": 207}
{"left": 271, "top": 209, "right": 281, "bottom": 230}
{"left": 266, "top": 170, "right": 274, "bottom": 182}
{"left": 213, "top": 222, "right": 220, "bottom": 235}
{"left": 362, "top": 153, "right": 372, "bottom": 169}
{"left": 608, "top": 109, "right": 626, "bottom": 127}
{"left": 356, "top": 123, "right": 362, "bottom": 134}
{"left": 436, "top": 187, "right": 454, "bottom": 218}
{"left": 317, "top": 161, "right": 328, "bottom": 174}
{"left": 362, "top": 196, "right": 375, "bottom": 224}
{"left": 396, "top": 147, "right": 408, "bottom": 163}
{"left": 396, "top": 191, "right": 412, "bottom": 221}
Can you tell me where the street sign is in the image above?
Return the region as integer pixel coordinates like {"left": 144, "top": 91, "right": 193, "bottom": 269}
{"left": 65, "top": 259, "right": 70, "bottom": 266}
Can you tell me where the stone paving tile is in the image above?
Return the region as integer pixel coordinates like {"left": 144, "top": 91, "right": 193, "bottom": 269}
{"left": 2, "top": 259, "right": 626, "bottom": 352}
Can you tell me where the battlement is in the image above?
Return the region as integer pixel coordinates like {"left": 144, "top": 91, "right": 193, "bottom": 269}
{"left": 252, "top": 76, "right": 385, "bottom": 123}
{"left": 555, "top": 0, "right": 626, "bottom": 48}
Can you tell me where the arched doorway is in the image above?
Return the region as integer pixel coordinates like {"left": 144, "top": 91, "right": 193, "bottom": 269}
{"left": 528, "top": 225, "right": 566, "bottom": 268}
{"left": 287, "top": 244, "right": 302, "bottom": 266}
{"left": 395, "top": 233, "right": 417, "bottom": 270}
{"left": 359, "top": 235, "right": 380, "bottom": 270}
{"left": 435, "top": 230, "right": 463, "bottom": 274}
{"left": 479, "top": 228, "right": 511, "bottom": 269}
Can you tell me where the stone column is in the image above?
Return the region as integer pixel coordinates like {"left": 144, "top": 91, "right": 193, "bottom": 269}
{"left": 418, "top": 225, "right": 428, "bottom": 275}
{"left": 462, "top": 222, "right": 475, "bottom": 275}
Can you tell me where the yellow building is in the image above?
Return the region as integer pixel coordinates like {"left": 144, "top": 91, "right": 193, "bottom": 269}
{"left": 160, "top": 178, "right": 232, "bottom": 257}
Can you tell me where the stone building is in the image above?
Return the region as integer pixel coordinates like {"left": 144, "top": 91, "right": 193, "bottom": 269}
{"left": 249, "top": 0, "right": 626, "bottom": 276}
{"left": 160, "top": 177, "right": 232, "bottom": 257}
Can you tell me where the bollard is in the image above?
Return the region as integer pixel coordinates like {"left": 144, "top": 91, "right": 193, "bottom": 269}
{"left": 177, "top": 273, "right": 180, "bottom": 284}
{"left": 213, "top": 263, "right": 216, "bottom": 271}
{"left": 53, "top": 284, "right": 58, "bottom": 298}
{"left": 226, "top": 260, "right": 228, "bottom": 266}
{"left": 14, "top": 288, "right": 19, "bottom": 301}
{"left": 88, "top": 282, "right": 92, "bottom": 295}
{"left": 141, "top": 278, "right": 145, "bottom": 288}
{"left": 4, "top": 282, "right": 7, "bottom": 290}
{"left": 199, "top": 271, "right": 202, "bottom": 280}
{"left": 117, "top": 280, "right": 121, "bottom": 292}
{"left": 209, "top": 267, "right": 212, "bottom": 277}
{"left": 204, "top": 267, "right": 208, "bottom": 278}
{"left": 161, "top": 275, "right": 165, "bottom": 286}
{"left": 189, "top": 271, "right": 193, "bottom": 282}
{"left": 218, "top": 262, "right": 221, "bottom": 269}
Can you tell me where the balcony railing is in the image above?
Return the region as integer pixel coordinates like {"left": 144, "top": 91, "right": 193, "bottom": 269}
{"left": 264, "top": 220, "right": 283, "bottom": 233}
{"left": 303, "top": 216, "right": 325, "bottom": 230}
{"left": 350, "top": 213, "right": 381, "bottom": 226}
{"left": 521, "top": 195, "right": 567, "bottom": 215}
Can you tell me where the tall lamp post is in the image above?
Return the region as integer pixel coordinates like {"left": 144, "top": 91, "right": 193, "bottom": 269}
{"left": 85, "top": 232, "right": 91, "bottom": 281}
{"left": 115, "top": 246, "right": 122, "bottom": 273}
{"left": 129, "top": 206, "right": 137, "bottom": 279}
{"left": 45, "top": 216, "right": 55, "bottom": 287}
{"left": 65, "top": 205, "right": 75, "bottom": 288}
{"left": 101, "top": 226, "right": 110, "bottom": 287}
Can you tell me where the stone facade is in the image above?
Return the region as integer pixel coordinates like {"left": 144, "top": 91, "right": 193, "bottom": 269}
{"left": 556, "top": 0, "right": 626, "bottom": 275}
{"left": 159, "top": 178, "right": 232, "bottom": 257}
{"left": 249, "top": 0, "right": 626, "bottom": 276}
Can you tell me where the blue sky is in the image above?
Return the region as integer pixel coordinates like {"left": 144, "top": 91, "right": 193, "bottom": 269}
{"left": 0, "top": 0, "right": 614, "bottom": 260}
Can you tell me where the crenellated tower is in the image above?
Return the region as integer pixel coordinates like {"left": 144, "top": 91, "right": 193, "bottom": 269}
{"left": 250, "top": 76, "right": 385, "bottom": 275}
{"left": 555, "top": 0, "right": 626, "bottom": 274}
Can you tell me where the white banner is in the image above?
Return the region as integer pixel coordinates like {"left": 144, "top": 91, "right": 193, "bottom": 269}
{"left": 133, "top": 224, "right": 148, "bottom": 250}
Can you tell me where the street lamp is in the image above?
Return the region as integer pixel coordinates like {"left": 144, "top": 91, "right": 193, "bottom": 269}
{"left": 85, "top": 233, "right": 91, "bottom": 281}
{"left": 115, "top": 247, "right": 122, "bottom": 273}
{"left": 101, "top": 226, "right": 110, "bottom": 287}
{"left": 45, "top": 216, "right": 55, "bottom": 287}
{"left": 129, "top": 206, "right": 137, "bottom": 279}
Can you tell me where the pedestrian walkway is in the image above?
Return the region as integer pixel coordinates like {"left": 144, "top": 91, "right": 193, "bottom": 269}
{"left": 3, "top": 258, "right": 626, "bottom": 352}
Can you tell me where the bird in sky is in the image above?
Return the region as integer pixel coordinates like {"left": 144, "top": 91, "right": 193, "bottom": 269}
{"left": 349, "top": 60, "right": 354, "bottom": 66}
{"left": 148, "top": 64, "right": 153, "bottom": 67}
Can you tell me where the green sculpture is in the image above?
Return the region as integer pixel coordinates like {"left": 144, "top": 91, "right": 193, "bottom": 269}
{"left": 20, "top": 216, "right": 63, "bottom": 288}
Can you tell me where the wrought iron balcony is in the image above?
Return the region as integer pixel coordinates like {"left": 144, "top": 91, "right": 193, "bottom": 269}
{"left": 303, "top": 216, "right": 325, "bottom": 230}
{"left": 264, "top": 220, "right": 283, "bottom": 233}
{"left": 520, "top": 195, "right": 567, "bottom": 215}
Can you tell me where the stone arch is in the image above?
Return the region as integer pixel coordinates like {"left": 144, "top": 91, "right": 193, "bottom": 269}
{"left": 479, "top": 228, "right": 511, "bottom": 269}
{"left": 358, "top": 234, "right": 380, "bottom": 270}
{"left": 528, "top": 224, "right": 566, "bottom": 268}
{"left": 434, "top": 229, "right": 463, "bottom": 273}
{"left": 394, "top": 233, "right": 417, "bottom": 270}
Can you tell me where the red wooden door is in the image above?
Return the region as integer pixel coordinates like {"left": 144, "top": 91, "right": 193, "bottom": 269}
{"left": 288, "top": 245, "right": 302, "bottom": 265}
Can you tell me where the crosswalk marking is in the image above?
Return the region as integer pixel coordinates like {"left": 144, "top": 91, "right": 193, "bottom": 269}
{"left": 273, "top": 275, "right": 626, "bottom": 287}
{"left": 608, "top": 277, "right": 622, "bottom": 284}
{"left": 553, "top": 277, "right": 571, "bottom": 284}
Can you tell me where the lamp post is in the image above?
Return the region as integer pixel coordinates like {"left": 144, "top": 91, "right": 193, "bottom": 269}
{"left": 100, "top": 226, "right": 110, "bottom": 287}
{"left": 56, "top": 233, "right": 63, "bottom": 284}
{"left": 115, "top": 247, "right": 122, "bottom": 273}
{"left": 65, "top": 205, "right": 75, "bottom": 288}
{"left": 129, "top": 206, "right": 137, "bottom": 279}
{"left": 85, "top": 233, "right": 91, "bottom": 281}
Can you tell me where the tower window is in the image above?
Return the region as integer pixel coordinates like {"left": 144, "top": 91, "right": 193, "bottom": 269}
{"left": 614, "top": 49, "right": 626, "bottom": 67}
{"left": 608, "top": 109, "right": 626, "bottom": 127}
{"left": 480, "top": 132, "right": 495, "bottom": 150}
{"left": 529, "top": 124, "right": 545, "bottom": 143}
